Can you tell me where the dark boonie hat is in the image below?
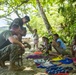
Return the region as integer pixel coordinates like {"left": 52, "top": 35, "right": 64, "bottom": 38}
{"left": 24, "top": 15, "right": 30, "bottom": 21}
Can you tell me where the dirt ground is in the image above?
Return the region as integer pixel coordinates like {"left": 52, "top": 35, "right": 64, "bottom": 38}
{"left": 0, "top": 48, "right": 76, "bottom": 75}
{"left": 0, "top": 49, "right": 48, "bottom": 75}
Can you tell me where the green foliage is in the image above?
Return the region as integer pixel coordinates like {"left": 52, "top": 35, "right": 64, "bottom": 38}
{"left": 30, "top": 15, "right": 48, "bottom": 36}
{"left": 0, "top": 0, "right": 76, "bottom": 45}
{"left": 57, "top": 0, "right": 76, "bottom": 45}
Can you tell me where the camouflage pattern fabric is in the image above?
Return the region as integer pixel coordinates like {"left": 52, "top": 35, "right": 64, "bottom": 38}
{"left": 9, "top": 18, "right": 23, "bottom": 29}
{"left": 0, "top": 44, "right": 24, "bottom": 63}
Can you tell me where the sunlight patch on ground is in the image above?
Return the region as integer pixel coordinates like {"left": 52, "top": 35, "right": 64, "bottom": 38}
{"left": 34, "top": 72, "right": 47, "bottom": 75}
{"left": 23, "top": 67, "right": 33, "bottom": 71}
{"left": 5, "top": 61, "right": 10, "bottom": 66}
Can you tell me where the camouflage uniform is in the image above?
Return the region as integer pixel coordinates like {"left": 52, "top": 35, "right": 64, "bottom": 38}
{"left": 9, "top": 18, "right": 23, "bottom": 29}
{"left": 0, "top": 30, "right": 23, "bottom": 63}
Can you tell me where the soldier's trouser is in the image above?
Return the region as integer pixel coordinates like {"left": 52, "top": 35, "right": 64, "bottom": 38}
{"left": 0, "top": 44, "right": 24, "bottom": 63}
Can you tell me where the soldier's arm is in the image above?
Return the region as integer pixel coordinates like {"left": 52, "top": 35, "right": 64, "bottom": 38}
{"left": 8, "top": 36, "right": 25, "bottom": 49}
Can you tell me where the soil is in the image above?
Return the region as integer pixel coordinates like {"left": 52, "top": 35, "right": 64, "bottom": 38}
{"left": 0, "top": 49, "right": 76, "bottom": 75}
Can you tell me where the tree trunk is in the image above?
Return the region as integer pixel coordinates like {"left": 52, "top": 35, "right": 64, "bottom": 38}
{"left": 36, "top": 0, "right": 52, "bottom": 35}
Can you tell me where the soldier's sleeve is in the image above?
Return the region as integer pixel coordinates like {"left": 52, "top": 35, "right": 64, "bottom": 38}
{"left": 10, "top": 18, "right": 20, "bottom": 28}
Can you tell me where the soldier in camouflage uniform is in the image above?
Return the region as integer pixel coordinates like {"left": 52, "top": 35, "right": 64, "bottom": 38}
{"left": 9, "top": 15, "right": 30, "bottom": 48}
{"left": 0, "top": 25, "right": 25, "bottom": 71}
{"left": 9, "top": 15, "right": 30, "bottom": 29}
